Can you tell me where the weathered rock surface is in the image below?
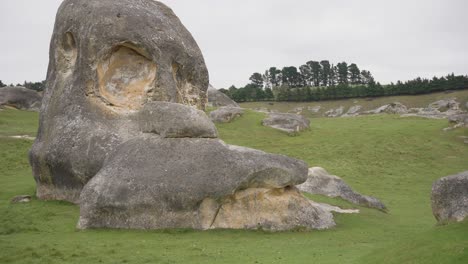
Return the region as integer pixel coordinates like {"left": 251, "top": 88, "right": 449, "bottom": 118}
{"left": 138, "top": 102, "right": 217, "bottom": 138}
{"left": 324, "top": 106, "right": 344, "bottom": 117}
{"left": 262, "top": 113, "right": 310, "bottom": 133}
{"left": 431, "top": 171, "right": 468, "bottom": 223}
{"left": 402, "top": 98, "right": 466, "bottom": 121}
{"left": 308, "top": 106, "right": 321, "bottom": 113}
{"left": 0, "top": 86, "right": 42, "bottom": 111}
{"left": 33, "top": 0, "right": 335, "bottom": 231}
{"left": 210, "top": 107, "right": 244, "bottom": 123}
{"left": 11, "top": 195, "right": 32, "bottom": 204}
{"left": 30, "top": 0, "right": 210, "bottom": 203}
{"left": 365, "top": 102, "right": 408, "bottom": 115}
{"left": 207, "top": 85, "right": 239, "bottom": 108}
{"left": 79, "top": 137, "right": 334, "bottom": 231}
{"left": 297, "top": 167, "right": 387, "bottom": 211}
{"left": 342, "top": 105, "right": 362, "bottom": 117}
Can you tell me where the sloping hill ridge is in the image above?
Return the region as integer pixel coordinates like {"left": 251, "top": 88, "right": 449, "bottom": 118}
{"left": 239, "top": 90, "right": 468, "bottom": 118}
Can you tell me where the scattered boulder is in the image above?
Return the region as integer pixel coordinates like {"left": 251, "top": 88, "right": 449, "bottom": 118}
{"left": 34, "top": 0, "right": 335, "bottom": 232}
{"left": 448, "top": 114, "right": 468, "bottom": 128}
{"left": 210, "top": 107, "right": 244, "bottom": 123}
{"left": 324, "top": 106, "right": 344, "bottom": 117}
{"left": 365, "top": 102, "right": 408, "bottom": 115}
{"left": 431, "top": 171, "right": 468, "bottom": 224}
{"left": 402, "top": 98, "right": 465, "bottom": 121}
{"left": 297, "top": 167, "right": 387, "bottom": 211}
{"left": 207, "top": 85, "right": 239, "bottom": 108}
{"left": 11, "top": 195, "right": 32, "bottom": 203}
{"left": 0, "top": 86, "right": 42, "bottom": 111}
{"left": 429, "top": 98, "right": 460, "bottom": 112}
{"left": 342, "top": 105, "right": 362, "bottom": 117}
{"left": 289, "top": 107, "right": 304, "bottom": 114}
{"left": 262, "top": 113, "right": 310, "bottom": 134}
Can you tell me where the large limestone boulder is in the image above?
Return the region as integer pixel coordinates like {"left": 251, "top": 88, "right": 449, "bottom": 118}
{"left": 32, "top": 0, "right": 335, "bottom": 231}
{"left": 78, "top": 137, "right": 334, "bottom": 230}
{"left": 297, "top": 167, "right": 387, "bottom": 211}
{"left": 210, "top": 107, "right": 244, "bottom": 123}
{"left": 207, "top": 85, "right": 239, "bottom": 108}
{"left": 431, "top": 171, "right": 468, "bottom": 224}
{"left": 0, "top": 86, "right": 42, "bottom": 111}
{"left": 262, "top": 113, "right": 310, "bottom": 133}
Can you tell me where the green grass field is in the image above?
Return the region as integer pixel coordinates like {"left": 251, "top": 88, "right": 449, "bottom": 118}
{"left": 240, "top": 89, "right": 468, "bottom": 118}
{"left": 0, "top": 108, "right": 467, "bottom": 263}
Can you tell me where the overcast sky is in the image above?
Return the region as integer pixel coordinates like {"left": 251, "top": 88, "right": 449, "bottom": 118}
{"left": 1, "top": 0, "right": 467, "bottom": 88}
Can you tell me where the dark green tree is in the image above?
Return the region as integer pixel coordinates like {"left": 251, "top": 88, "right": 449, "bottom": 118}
{"left": 299, "top": 64, "right": 312, "bottom": 86}
{"left": 249, "top": 72, "right": 264, "bottom": 88}
{"left": 268, "top": 67, "right": 282, "bottom": 87}
{"left": 336, "top": 62, "right": 348, "bottom": 85}
{"left": 0, "top": 80, "right": 5, "bottom": 87}
{"left": 306, "top": 61, "right": 322, "bottom": 86}
{"left": 348, "top": 63, "right": 361, "bottom": 84}
{"left": 320, "top": 60, "right": 331, "bottom": 86}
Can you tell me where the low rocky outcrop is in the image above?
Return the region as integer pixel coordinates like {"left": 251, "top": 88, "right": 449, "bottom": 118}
{"left": 262, "top": 113, "right": 310, "bottom": 134}
{"left": 324, "top": 106, "right": 344, "bottom": 117}
{"left": 365, "top": 102, "right": 408, "bottom": 115}
{"left": 210, "top": 107, "right": 244, "bottom": 123}
{"left": 297, "top": 167, "right": 387, "bottom": 211}
{"left": 308, "top": 106, "right": 321, "bottom": 113}
{"left": 341, "top": 105, "right": 362, "bottom": 117}
{"left": 431, "top": 171, "right": 468, "bottom": 224}
{"left": 0, "top": 86, "right": 42, "bottom": 111}
{"left": 207, "top": 85, "right": 239, "bottom": 108}
{"left": 402, "top": 98, "right": 465, "bottom": 120}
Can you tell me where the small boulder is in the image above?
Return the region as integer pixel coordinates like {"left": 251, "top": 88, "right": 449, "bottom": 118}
{"left": 0, "top": 86, "right": 42, "bottom": 111}
{"left": 297, "top": 167, "right": 387, "bottom": 211}
{"left": 262, "top": 113, "right": 310, "bottom": 134}
{"left": 210, "top": 107, "right": 244, "bottom": 123}
{"left": 429, "top": 98, "right": 460, "bottom": 112}
{"left": 11, "top": 195, "right": 32, "bottom": 203}
{"left": 431, "top": 171, "right": 468, "bottom": 223}
{"left": 207, "top": 85, "right": 239, "bottom": 108}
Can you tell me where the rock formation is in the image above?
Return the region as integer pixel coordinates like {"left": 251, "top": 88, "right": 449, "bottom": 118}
{"left": 431, "top": 171, "right": 468, "bottom": 224}
{"left": 324, "top": 106, "right": 344, "bottom": 117}
{"left": 210, "top": 107, "right": 244, "bottom": 123}
{"left": 341, "top": 105, "right": 362, "bottom": 117}
{"left": 297, "top": 167, "right": 387, "bottom": 211}
{"left": 364, "top": 102, "right": 408, "bottom": 115}
{"left": 207, "top": 85, "right": 239, "bottom": 108}
{"left": 0, "top": 86, "right": 42, "bottom": 111}
{"left": 31, "top": 0, "right": 335, "bottom": 231}
{"left": 262, "top": 113, "right": 310, "bottom": 134}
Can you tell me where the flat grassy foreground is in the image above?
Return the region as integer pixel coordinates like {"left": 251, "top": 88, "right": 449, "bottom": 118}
{"left": 0, "top": 108, "right": 467, "bottom": 264}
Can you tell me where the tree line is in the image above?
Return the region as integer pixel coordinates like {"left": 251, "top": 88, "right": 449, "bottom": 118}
{"left": 219, "top": 60, "right": 468, "bottom": 102}
{"left": 0, "top": 80, "right": 46, "bottom": 92}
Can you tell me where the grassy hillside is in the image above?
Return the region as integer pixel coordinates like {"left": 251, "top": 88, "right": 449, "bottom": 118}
{"left": 240, "top": 89, "right": 468, "bottom": 117}
{"left": 0, "top": 108, "right": 467, "bottom": 264}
